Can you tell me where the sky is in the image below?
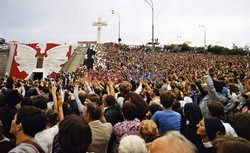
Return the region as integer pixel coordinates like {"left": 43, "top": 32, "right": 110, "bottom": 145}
{"left": 1, "top": 0, "right": 250, "bottom": 48}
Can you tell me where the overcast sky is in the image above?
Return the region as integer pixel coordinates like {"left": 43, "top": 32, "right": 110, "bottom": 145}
{"left": 1, "top": 0, "right": 250, "bottom": 48}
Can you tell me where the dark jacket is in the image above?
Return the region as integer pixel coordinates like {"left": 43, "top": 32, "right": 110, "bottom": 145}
{"left": 104, "top": 104, "right": 124, "bottom": 126}
{"left": 182, "top": 103, "right": 205, "bottom": 153}
{"left": 0, "top": 105, "right": 17, "bottom": 139}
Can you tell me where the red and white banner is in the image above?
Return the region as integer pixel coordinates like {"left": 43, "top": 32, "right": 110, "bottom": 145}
{"left": 6, "top": 43, "right": 73, "bottom": 79}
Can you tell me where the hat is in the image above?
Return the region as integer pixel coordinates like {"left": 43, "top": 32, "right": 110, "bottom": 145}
{"left": 184, "top": 103, "right": 203, "bottom": 126}
{"left": 204, "top": 117, "right": 225, "bottom": 140}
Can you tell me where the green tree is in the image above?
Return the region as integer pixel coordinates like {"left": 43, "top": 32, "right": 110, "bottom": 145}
{"left": 179, "top": 43, "right": 191, "bottom": 52}
{"left": 195, "top": 47, "right": 205, "bottom": 53}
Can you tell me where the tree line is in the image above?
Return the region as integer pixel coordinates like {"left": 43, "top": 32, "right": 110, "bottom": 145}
{"left": 162, "top": 43, "right": 249, "bottom": 55}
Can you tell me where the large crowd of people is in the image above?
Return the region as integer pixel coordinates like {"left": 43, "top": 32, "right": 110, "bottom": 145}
{"left": 0, "top": 43, "right": 250, "bottom": 153}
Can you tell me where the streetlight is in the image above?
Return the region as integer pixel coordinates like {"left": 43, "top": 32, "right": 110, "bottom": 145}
{"left": 143, "top": 0, "right": 154, "bottom": 52}
{"left": 199, "top": 25, "right": 206, "bottom": 49}
{"left": 111, "top": 10, "right": 121, "bottom": 44}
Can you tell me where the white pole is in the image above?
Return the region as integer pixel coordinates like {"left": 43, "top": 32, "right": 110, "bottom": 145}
{"left": 143, "top": 0, "right": 155, "bottom": 52}
{"left": 112, "top": 10, "right": 121, "bottom": 43}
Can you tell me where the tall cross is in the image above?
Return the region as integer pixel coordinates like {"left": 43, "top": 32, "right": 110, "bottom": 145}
{"left": 92, "top": 17, "right": 107, "bottom": 44}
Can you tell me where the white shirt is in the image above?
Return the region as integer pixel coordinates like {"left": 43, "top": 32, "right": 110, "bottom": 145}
{"left": 223, "top": 122, "right": 238, "bottom": 137}
{"left": 47, "top": 101, "right": 53, "bottom": 110}
{"left": 35, "top": 125, "right": 59, "bottom": 153}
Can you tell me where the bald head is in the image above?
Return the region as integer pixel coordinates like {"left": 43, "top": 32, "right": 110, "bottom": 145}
{"left": 147, "top": 131, "right": 197, "bottom": 153}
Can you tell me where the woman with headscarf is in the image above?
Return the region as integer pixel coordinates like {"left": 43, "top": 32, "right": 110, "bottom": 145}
{"left": 196, "top": 117, "right": 226, "bottom": 153}
{"left": 182, "top": 103, "right": 204, "bottom": 153}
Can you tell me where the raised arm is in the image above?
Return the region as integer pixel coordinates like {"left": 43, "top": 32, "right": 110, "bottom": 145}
{"left": 107, "top": 81, "right": 115, "bottom": 97}
{"left": 51, "top": 84, "right": 58, "bottom": 113}
{"left": 57, "top": 93, "right": 64, "bottom": 124}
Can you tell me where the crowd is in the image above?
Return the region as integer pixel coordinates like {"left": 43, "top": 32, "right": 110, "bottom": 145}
{"left": 0, "top": 43, "right": 250, "bottom": 153}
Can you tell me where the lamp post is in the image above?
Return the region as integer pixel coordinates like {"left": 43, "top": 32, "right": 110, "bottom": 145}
{"left": 199, "top": 25, "right": 206, "bottom": 49}
{"left": 143, "top": 0, "right": 154, "bottom": 52}
{"left": 177, "top": 36, "right": 182, "bottom": 44}
{"left": 111, "top": 10, "right": 121, "bottom": 44}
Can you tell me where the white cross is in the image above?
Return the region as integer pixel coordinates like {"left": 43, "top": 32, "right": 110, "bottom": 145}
{"left": 92, "top": 17, "right": 107, "bottom": 44}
